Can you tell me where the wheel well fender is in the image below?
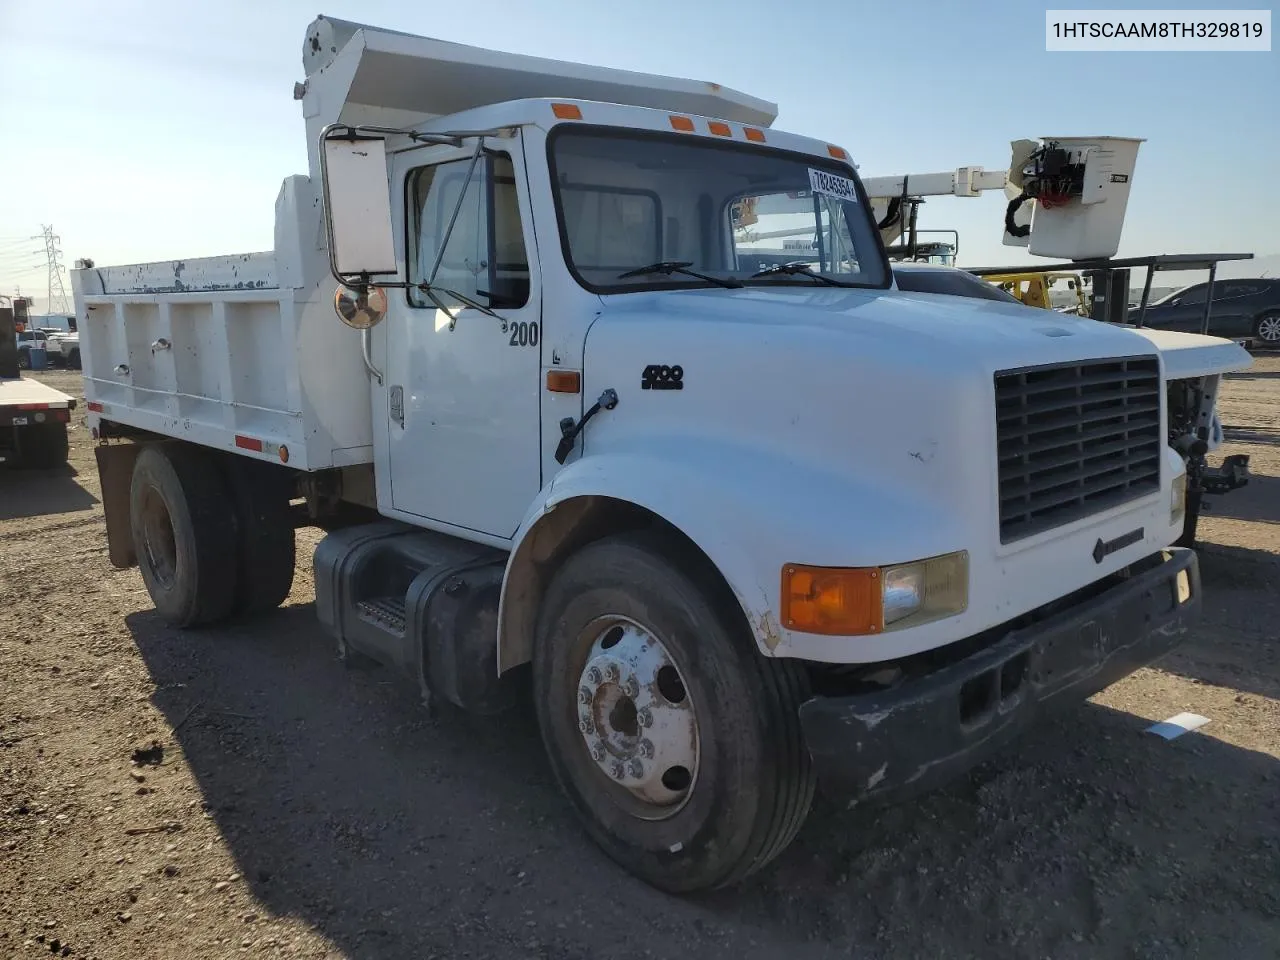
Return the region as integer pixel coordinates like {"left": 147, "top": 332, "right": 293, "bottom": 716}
{"left": 497, "top": 493, "right": 740, "bottom": 674}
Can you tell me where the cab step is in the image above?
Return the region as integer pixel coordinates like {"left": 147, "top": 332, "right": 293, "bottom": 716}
{"left": 313, "top": 520, "right": 519, "bottom": 714}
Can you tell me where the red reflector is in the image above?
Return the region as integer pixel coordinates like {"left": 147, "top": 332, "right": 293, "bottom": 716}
{"left": 235, "top": 435, "right": 264, "bottom": 452}
{"left": 54, "top": 410, "right": 70, "bottom": 423}
{"left": 17, "top": 403, "right": 50, "bottom": 411}
{"left": 87, "top": 401, "right": 104, "bottom": 413}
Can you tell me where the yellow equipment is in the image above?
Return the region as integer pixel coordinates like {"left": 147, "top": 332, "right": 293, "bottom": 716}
{"left": 984, "top": 271, "right": 1089, "bottom": 315}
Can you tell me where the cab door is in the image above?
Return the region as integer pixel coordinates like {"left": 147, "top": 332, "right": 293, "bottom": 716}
{"left": 382, "top": 135, "right": 543, "bottom": 539}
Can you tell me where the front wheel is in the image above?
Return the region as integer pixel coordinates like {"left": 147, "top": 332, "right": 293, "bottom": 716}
{"left": 1253, "top": 312, "right": 1280, "bottom": 347}
{"left": 533, "top": 532, "right": 814, "bottom": 893}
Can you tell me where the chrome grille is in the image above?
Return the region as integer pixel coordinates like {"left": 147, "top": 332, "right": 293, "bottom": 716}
{"left": 995, "top": 356, "right": 1162, "bottom": 543}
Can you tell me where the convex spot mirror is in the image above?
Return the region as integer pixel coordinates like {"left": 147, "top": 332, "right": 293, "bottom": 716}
{"left": 334, "top": 285, "right": 388, "bottom": 330}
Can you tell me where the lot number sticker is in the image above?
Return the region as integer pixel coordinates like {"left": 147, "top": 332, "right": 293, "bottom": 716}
{"left": 809, "top": 168, "right": 858, "bottom": 203}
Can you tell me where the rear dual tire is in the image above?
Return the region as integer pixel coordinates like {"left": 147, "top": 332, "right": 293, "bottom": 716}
{"left": 533, "top": 532, "right": 814, "bottom": 893}
{"left": 129, "top": 444, "right": 295, "bottom": 627}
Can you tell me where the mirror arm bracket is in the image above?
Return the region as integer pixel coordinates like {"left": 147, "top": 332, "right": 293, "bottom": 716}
{"left": 360, "top": 328, "right": 384, "bottom": 385}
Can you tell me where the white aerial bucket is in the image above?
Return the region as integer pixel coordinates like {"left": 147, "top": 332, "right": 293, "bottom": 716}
{"left": 1023, "top": 136, "right": 1144, "bottom": 260}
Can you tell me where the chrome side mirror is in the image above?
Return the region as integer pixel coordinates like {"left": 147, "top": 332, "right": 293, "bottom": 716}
{"left": 334, "top": 284, "right": 388, "bottom": 330}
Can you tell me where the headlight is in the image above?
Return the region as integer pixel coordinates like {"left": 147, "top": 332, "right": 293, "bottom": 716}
{"left": 1171, "top": 472, "right": 1187, "bottom": 525}
{"left": 881, "top": 551, "right": 969, "bottom": 631}
{"left": 780, "top": 551, "right": 968, "bottom": 636}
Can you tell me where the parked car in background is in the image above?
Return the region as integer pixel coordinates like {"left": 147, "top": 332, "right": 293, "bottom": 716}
{"left": 44, "top": 329, "right": 81, "bottom": 369}
{"left": 1128, "top": 278, "right": 1280, "bottom": 345}
{"left": 14, "top": 329, "right": 50, "bottom": 368}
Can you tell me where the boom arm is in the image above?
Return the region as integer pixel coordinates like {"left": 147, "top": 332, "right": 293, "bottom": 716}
{"left": 861, "top": 166, "right": 1009, "bottom": 201}
{"left": 861, "top": 166, "right": 1010, "bottom": 255}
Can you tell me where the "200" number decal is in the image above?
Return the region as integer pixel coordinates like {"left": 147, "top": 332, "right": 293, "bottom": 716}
{"left": 508, "top": 321, "right": 540, "bottom": 347}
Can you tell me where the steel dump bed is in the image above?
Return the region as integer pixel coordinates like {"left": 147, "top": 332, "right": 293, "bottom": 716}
{"left": 73, "top": 248, "right": 376, "bottom": 471}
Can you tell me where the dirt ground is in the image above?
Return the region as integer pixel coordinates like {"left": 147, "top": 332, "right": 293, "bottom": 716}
{"left": 2, "top": 359, "right": 1277, "bottom": 960}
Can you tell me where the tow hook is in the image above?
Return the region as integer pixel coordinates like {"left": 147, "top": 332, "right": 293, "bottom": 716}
{"left": 1202, "top": 454, "right": 1250, "bottom": 495}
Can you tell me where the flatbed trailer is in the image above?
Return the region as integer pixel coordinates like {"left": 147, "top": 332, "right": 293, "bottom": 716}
{"left": 1, "top": 304, "right": 75, "bottom": 468}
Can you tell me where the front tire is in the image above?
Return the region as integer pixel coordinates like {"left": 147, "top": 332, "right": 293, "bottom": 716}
{"left": 129, "top": 444, "right": 239, "bottom": 627}
{"left": 533, "top": 532, "right": 814, "bottom": 893}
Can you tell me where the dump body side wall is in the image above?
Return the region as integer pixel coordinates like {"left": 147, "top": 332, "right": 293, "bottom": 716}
{"left": 70, "top": 181, "right": 376, "bottom": 472}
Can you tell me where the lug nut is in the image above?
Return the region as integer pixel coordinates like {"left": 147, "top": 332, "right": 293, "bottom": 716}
{"left": 638, "top": 708, "right": 654, "bottom": 728}
{"left": 605, "top": 663, "right": 620, "bottom": 683}
{"left": 610, "top": 761, "right": 625, "bottom": 780}
{"left": 590, "top": 744, "right": 605, "bottom": 762}
{"left": 623, "top": 677, "right": 640, "bottom": 698}
{"left": 639, "top": 739, "right": 655, "bottom": 759}
{"left": 628, "top": 759, "right": 644, "bottom": 779}
{"left": 586, "top": 667, "right": 602, "bottom": 685}
{"left": 578, "top": 686, "right": 593, "bottom": 705}
{"left": 579, "top": 719, "right": 594, "bottom": 735}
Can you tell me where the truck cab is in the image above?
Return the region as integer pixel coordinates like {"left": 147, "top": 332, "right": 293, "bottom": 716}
{"left": 72, "top": 15, "right": 1251, "bottom": 894}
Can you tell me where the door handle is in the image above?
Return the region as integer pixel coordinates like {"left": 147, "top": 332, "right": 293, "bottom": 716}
{"left": 390, "top": 385, "right": 404, "bottom": 428}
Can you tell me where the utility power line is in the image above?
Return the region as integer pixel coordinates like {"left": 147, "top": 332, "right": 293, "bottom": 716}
{"left": 35, "top": 225, "right": 72, "bottom": 314}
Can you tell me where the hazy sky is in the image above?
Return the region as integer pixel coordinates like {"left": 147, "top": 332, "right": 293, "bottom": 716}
{"left": 2, "top": 0, "right": 1277, "bottom": 309}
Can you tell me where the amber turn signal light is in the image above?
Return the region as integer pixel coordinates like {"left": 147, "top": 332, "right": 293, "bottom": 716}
{"left": 780, "top": 565, "right": 882, "bottom": 636}
{"left": 546, "top": 370, "right": 582, "bottom": 393}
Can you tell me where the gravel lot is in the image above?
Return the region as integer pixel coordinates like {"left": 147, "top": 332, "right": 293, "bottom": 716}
{"left": 2, "top": 359, "right": 1277, "bottom": 960}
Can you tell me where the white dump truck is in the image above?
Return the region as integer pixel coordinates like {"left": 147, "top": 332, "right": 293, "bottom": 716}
{"left": 72, "top": 16, "right": 1252, "bottom": 893}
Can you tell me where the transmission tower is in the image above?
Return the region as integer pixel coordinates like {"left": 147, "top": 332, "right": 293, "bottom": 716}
{"left": 35, "top": 225, "right": 71, "bottom": 314}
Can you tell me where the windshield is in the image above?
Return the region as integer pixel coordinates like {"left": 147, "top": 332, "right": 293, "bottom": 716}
{"left": 1150, "top": 283, "right": 1202, "bottom": 307}
{"left": 548, "top": 127, "right": 889, "bottom": 293}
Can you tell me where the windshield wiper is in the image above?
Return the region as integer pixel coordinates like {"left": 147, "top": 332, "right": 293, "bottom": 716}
{"left": 747, "top": 262, "right": 855, "bottom": 287}
{"left": 617, "top": 261, "right": 743, "bottom": 289}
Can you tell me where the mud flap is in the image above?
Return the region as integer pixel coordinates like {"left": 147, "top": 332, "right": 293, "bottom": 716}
{"left": 94, "top": 443, "right": 143, "bottom": 568}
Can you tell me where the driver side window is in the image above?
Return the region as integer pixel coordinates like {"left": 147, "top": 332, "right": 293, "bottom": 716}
{"left": 407, "top": 153, "right": 530, "bottom": 310}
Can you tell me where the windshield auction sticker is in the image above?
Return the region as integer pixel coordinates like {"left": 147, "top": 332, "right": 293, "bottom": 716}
{"left": 808, "top": 168, "right": 859, "bottom": 202}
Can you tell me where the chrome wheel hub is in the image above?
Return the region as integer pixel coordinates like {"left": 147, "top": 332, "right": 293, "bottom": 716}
{"left": 576, "top": 618, "right": 699, "bottom": 817}
{"left": 1257, "top": 315, "right": 1280, "bottom": 343}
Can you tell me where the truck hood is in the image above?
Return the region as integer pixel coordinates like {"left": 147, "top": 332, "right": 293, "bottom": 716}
{"left": 598, "top": 286, "right": 1252, "bottom": 378}
{"left": 578, "top": 284, "right": 1245, "bottom": 662}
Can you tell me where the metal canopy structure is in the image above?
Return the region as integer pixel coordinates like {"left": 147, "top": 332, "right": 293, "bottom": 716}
{"left": 967, "top": 253, "right": 1255, "bottom": 334}
{"left": 967, "top": 253, "right": 1254, "bottom": 276}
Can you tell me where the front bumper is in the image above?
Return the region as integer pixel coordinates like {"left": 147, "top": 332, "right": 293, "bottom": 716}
{"left": 798, "top": 547, "right": 1201, "bottom": 802}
